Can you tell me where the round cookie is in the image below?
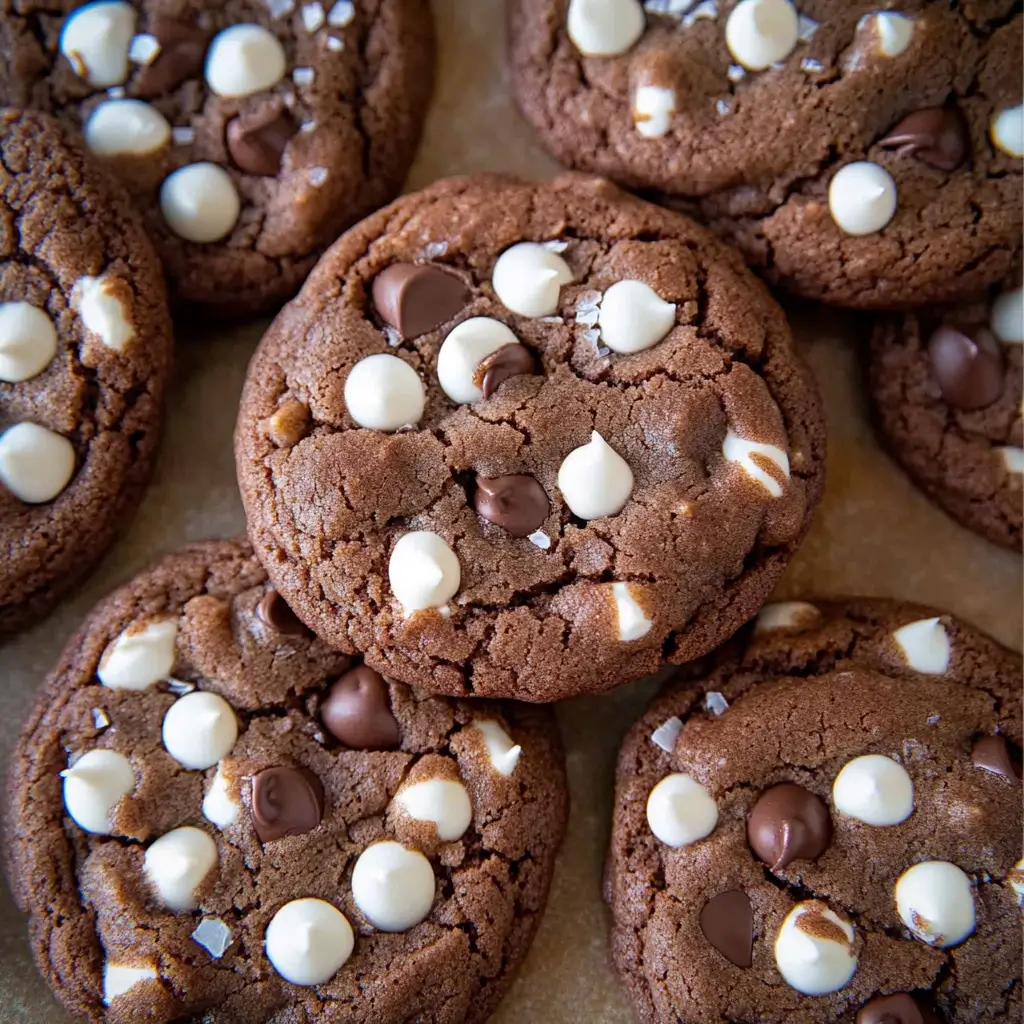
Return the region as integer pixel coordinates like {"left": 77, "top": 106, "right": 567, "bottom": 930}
{"left": 0, "top": 108, "right": 171, "bottom": 635}
{"left": 234, "top": 172, "right": 827, "bottom": 702}
{"left": 607, "top": 597, "right": 1022, "bottom": 1023}
{"left": 0, "top": 0, "right": 434, "bottom": 314}
{"left": 508, "top": 0, "right": 1023, "bottom": 309}
{"left": 867, "top": 278, "right": 1023, "bottom": 549}
{"left": 4, "top": 538, "right": 567, "bottom": 1023}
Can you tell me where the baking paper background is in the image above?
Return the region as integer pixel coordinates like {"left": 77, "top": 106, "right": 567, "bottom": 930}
{"left": 1, "top": 1, "right": 1020, "bottom": 1020}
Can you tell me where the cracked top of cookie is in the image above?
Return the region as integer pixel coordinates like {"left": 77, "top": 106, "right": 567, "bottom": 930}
{"left": 5, "top": 538, "right": 567, "bottom": 1023}
{"left": 0, "top": 0, "right": 434, "bottom": 312}
{"left": 607, "top": 597, "right": 1022, "bottom": 1023}
{"left": 235, "top": 172, "right": 827, "bottom": 702}
{"left": 509, "top": 0, "right": 1023, "bottom": 309}
{"left": 0, "top": 108, "right": 171, "bottom": 633}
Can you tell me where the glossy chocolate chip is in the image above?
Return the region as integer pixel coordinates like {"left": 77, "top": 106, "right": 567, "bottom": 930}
{"left": 747, "top": 783, "right": 832, "bottom": 871}
{"left": 699, "top": 890, "right": 753, "bottom": 968}
{"left": 927, "top": 325, "right": 1005, "bottom": 411}
{"left": 474, "top": 474, "right": 549, "bottom": 537}
{"left": 856, "top": 992, "right": 939, "bottom": 1024}
{"left": 321, "top": 665, "right": 401, "bottom": 750}
{"left": 371, "top": 263, "right": 470, "bottom": 339}
{"left": 227, "top": 108, "right": 296, "bottom": 177}
{"left": 878, "top": 107, "right": 970, "bottom": 172}
{"left": 250, "top": 765, "right": 325, "bottom": 843}
{"left": 134, "top": 17, "right": 209, "bottom": 97}
{"left": 474, "top": 343, "right": 537, "bottom": 398}
{"left": 971, "top": 735, "right": 1022, "bottom": 781}
{"left": 256, "top": 589, "right": 307, "bottom": 635}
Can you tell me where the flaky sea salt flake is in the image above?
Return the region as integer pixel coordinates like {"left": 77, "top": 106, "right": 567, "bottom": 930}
{"left": 191, "top": 917, "right": 233, "bottom": 959}
{"left": 172, "top": 126, "right": 195, "bottom": 145}
{"left": 705, "top": 691, "right": 729, "bottom": 716}
{"left": 326, "top": 35, "right": 344, "bottom": 51}
{"left": 644, "top": 0, "right": 696, "bottom": 15}
{"left": 727, "top": 64, "right": 746, "bottom": 82}
{"left": 293, "top": 66, "right": 315, "bottom": 87}
{"left": 716, "top": 98, "right": 732, "bottom": 116}
{"left": 383, "top": 325, "right": 401, "bottom": 347}
{"left": 129, "top": 34, "right": 161, "bottom": 65}
{"left": 542, "top": 239, "right": 569, "bottom": 252}
{"left": 309, "top": 166, "right": 329, "bottom": 186}
{"left": 107, "top": 86, "right": 126, "bottom": 99}
{"left": 167, "top": 678, "right": 196, "bottom": 696}
{"left": 302, "top": 2, "right": 325, "bottom": 31}
{"left": 266, "top": 0, "right": 296, "bottom": 17}
{"left": 421, "top": 240, "right": 449, "bottom": 259}
{"left": 651, "top": 716, "right": 683, "bottom": 752}
{"left": 92, "top": 708, "right": 111, "bottom": 730}
{"left": 328, "top": 0, "right": 356, "bottom": 26}
{"left": 682, "top": 0, "right": 717, "bottom": 27}
{"left": 800, "top": 58, "right": 825, "bottom": 73}
{"left": 797, "top": 14, "right": 819, "bottom": 41}
{"left": 528, "top": 530, "right": 551, "bottom": 550}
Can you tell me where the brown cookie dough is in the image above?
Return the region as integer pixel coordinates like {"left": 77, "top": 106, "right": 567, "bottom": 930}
{"left": 508, "top": 0, "right": 1023, "bottom": 309}
{"left": 0, "top": 0, "right": 434, "bottom": 314}
{"left": 4, "top": 538, "right": 568, "bottom": 1023}
{"left": 234, "top": 172, "right": 827, "bottom": 702}
{"left": 0, "top": 108, "right": 171, "bottom": 635}
{"left": 606, "top": 597, "right": 1022, "bottom": 1023}
{"left": 867, "top": 277, "right": 1023, "bottom": 549}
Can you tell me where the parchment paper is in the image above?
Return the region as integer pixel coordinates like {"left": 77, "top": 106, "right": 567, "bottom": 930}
{"left": 0, "top": 2, "right": 1020, "bottom": 1021}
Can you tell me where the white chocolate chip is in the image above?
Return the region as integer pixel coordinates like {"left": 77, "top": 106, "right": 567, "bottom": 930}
{"left": 1000, "top": 446, "right": 1024, "bottom": 474}
{"left": 328, "top": 0, "right": 356, "bottom": 26}
{"left": 162, "top": 691, "right": 238, "bottom": 770}
{"left": 725, "top": 0, "right": 799, "bottom": 72}
{"left": 436, "top": 318, "right": 523, "bottom": 403}
{"left": 646, "top": 773, "right": 718, "bottom": 847}
{"left": 611, "top": 582, "right": 652, "bottom": 641}
{"left": 0, "top": 302, "right": 57, "bottom": 382}
{"left": 351, "top": 841, "right": 435, "bottom": 932}
{"left": 567, "top": 0, "right": 645, "bottom": 57}
{"left": 388, "top": 531, "right": 461, "bottom": 613}
{"left": 72, "top": 275, "right": 135, "bottom": 351}
{"left": 754, "top": 601, "right": 821, "bottom": 633}
{"left": 598, "top": 280, "right": 675, "bottom": 353}
{"left": 861, "top": 11, "right": 915, "bottom": 58}
{"left": 98, "top": 619, "right": 177, "bottom": 691}
{"left": 143, "top": 826, "right": 218, "bottom": 911}
{"left": 60, "top": 1, "right": 137, "bottom": 88}
{"left": 895, "top": 861, "right": 975, "bottom": 947}
{"left": 0, "top": 423, "right": 75, "bottom": 504}
{"left": 191, "top": 916, "right": 233, "bottom": 958}
{"left": 722, "top": 428, "right": 790, "bottom": 497}
{"left": 893, "top": 617, "right": 950, "bottom": 675}
{"left": 103, "top": 963, "right": 157, "bottom": 1006}
{"left": 774, "top": 901, "right": 858, "bottom": 995}
{"left": 492, "top": 243, "right": 573, "bottom": 317}
{"left": 84, "top": 99, "right": 171, "bottom": 158}
{"left": 634, "top": 85, "right": 676, "bottom": 138}
{"left": 991, "top": 288, "right": 1024, "bottom": 343}
{"left": 128, "top": 33, "right": 161, "bottom": 65}
{"left": 204, "top": 24, "right": 286, "bottom": 98}
{"left": 828, "top": 161, "right": 897, "bottom": 235}
{"left": 395, "top": 779, "right": 473, "bottom": 841}
{"left": 832, "top": 754, "right": 914, "bottom": 826}
{"left": 558, "top": 431, "right": 634, "bottom": 519}
{"left": 202, "top": 763, "right": 240, "bottom": 829}
{"left": 650, "top": 716, "right": 683, "bottom": 753}
{"left": 160, "top": 163, "right": 240, "bottom": 243}
{"left": 61, "top": 749, "right": 134, "bottom": 835}
{"left": 266, "top": 898, "right": 354, "bottom": 984}
{"left": 344, "top": 353, "right": 426, "bottom": 431}
{"left": 990, "top": 105, "right": 1024, "bottom": 158}
{"left": 472, "top": 720, "right": 522, "bottom": 776}
{"left": 302, "top": 2, "right": 326, "bottom": 31}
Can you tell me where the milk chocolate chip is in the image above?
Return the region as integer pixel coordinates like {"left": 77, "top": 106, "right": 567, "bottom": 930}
{"left": 371, "top": 264, "right": 470, "bottom": 339}
{"left": 878, "top": 107, "right": 970, "bottom": 172}
{"left": 747, "top": 783, "right": 832, "bottom": 870}
{"left": 134, "top": 17, "right": 209, "bottom": 97}
{"left": 321, "top": 666, "right": 401, "bottom": 750}
{"left": 698, "top": 890, "right": 753, "bottom": 968}
{"left": 257, "top": 589, "right": 307, "bottom": 636}
{"left": 856, "top": 992, "right": 939, "bottom": 1024}
{"left": 227, "top": 108, "right": 297, "bottom": 177}
{"left": 474, "top": 343, "right": 537, "bottom": 398}
{"left": 474, "top": 475, "right": 549, "bottom": 537}
{"left": 251, "top": 766, "right": 325, "bottom": 843}
{"left": 971, "top": 734, "right": 1022, "bottom": 781}
{"left": 927, "top": 326, "right": 1004, "bottom": 410}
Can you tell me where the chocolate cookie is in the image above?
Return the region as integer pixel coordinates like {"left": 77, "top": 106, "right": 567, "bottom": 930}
{"left": 0, "top": 108, "right": 171, "bottom": 635}
{"left": 234, "top": 172, "right": 827, "bottom": 702}
{"left": 508, "top": 0, "right": 1023, "bottom": 309}
{"left": 0, "top": 1, "right": 434, "bottom": 314}
{"left": 867, "top": 278, "right": 1023, "bottom": 549}
{"left": 4, "top": 538, "right": 567, "bottom": 1023}
{"left": 607, "top": 597, "right": 1022, "bottom": 1023}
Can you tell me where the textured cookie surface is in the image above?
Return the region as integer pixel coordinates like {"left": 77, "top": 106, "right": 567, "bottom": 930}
{"left": 607, "top": 598, "right": 1022, "bottom": 1023}
{"left": 0, "top": 108, "right": 171, "bottom": 634}
{"left": 0, "top": 0, "right": 434, "bottom": 313}
{"left": 235, "top": 172, "right": 826, "bottom": 702}
{"left": 509, "top": 0, "right": 1023, "bottom": 309}
{"left": 5, "top": 538, "right": 567, "bottom": 1023}
{"left": 868, "top": 278, "right": 1023, "bottom": 549}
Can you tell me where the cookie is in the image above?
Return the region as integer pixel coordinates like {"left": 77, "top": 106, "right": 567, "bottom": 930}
{"left": 607, "top": 597, "right": 1022, "bottom": 1023}
{"left": 4, "top": 538, "right": 567, "bottom": 1023}
{"left": 0, "top": 108, "right": 171, "bottom": 635}
{"left": 234, "top": 172, "right": 827, "bottom": 702}
{"left": 508, "top": 0, "right": 1023, "bottom": 309}
{"left": 867, "top": 278, "right": 1023, "bottom": 549}
{"left": 0, "top": 1, "right": 434, "bottom": 314}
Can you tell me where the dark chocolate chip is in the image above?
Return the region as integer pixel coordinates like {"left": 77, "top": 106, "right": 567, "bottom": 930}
{"left": 878, "top": 107, "right": 970, "bottom": 172}
{"left": 133, "top": 17, "right": 209, "bottom": 97}
{"left": 474, "top": 475, "right": 549, "bottom": 537}
{"left": 856, "top": 992, "right": 939, "bottom": 1024}
{"left": 256, "top": 589, "right": 307, "bottom": 635}
{"left": 321, "top": 665, "right": 401, "bottom": 750}
{"left": 227, "top": 108, "right": 297, "bottom": 177}
{"left": 250, "top": 765, "right": 325, "bottom": 843}
{"left": 698, "top": 890, "right": 753, "bottom": 968}
{"left": 971, "top": 735, "right": 1022, "bottom": 781}
{"left": 747, "top": 783, "right": 832, "bottom": 871}
{"left": 371, "top": 263, "right": 470, "bottom": 339}
{"left": 474, "top": 343, "right": 537, "bottom": 398}
{"left": 927, "top": 325, "right": 1005, "bottom": 411}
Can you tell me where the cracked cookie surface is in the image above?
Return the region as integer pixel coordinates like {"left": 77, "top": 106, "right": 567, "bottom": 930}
{"left": 234, "top": 172, "right": 827, "bottom": 702}
{"left": 0, "top": 0, "right": 434, "bottom": 314}
{"left": 606, "top": 597, "right": 1022, "bottom": 1023}
{"left": 0, "top": 108, "right": 171, "bottom": 634}
{"left": 4, "top": 538, "right": 567, "bottom": 1023}
{"left": 509, "top": 0, "right": 1023, "bottom": 309}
